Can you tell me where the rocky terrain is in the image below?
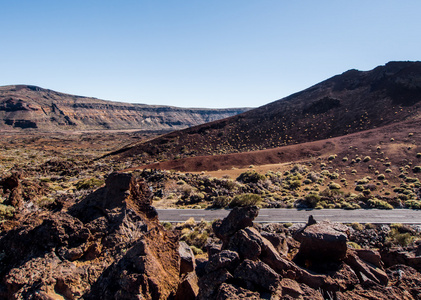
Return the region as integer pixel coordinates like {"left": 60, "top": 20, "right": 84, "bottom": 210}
{"left": 1, "top": 171, "right": 421, "bottom": 299}
{"left": 1, "top": 61, "right": 421, "bottom": 299}
{"left": 0, "top": 85, "right": 249, "bottom": 131}
{"left": 114, "top": 61, "right": 421, "bottom": 163}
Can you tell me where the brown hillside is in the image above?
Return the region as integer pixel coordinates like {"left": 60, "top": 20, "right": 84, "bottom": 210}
{"left": 0, "top": 85, "right": 249, "bottom": 131}
{"left": 116, "top": 61, "right": 421, "bottom": 164}
{"left": 129, "top": 118, "right": 421, "bottom": 174}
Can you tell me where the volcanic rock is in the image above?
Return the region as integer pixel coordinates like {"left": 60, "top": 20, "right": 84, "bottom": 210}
{"left": 294, "top": 218, "right": 349, "bottom": 263}
{"left": 212, "top": 206, "right": 259, "bottom": 243}
{"left": 179, "top": 241, "right": 196, "bottom": 275}
{"left": 175, "top": 272, "right": 199, "bottom": 300}
{"left": 233, "top": 259, "right": 280, "bottom": 292}
{"left": 0, "top": 172, "right": 181, "bottom": 300}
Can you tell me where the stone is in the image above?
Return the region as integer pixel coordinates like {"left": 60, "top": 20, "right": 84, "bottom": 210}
{"left": 175, "top": 272, "right": 199, "bottom": 300}
{"left": 226, "top": 229, "right": 261, "bottom": 260}
{"left": 294, "top": 220, "right": 348, "bottom": 263}
{"left": 212, "top": 206, "right": 259, "bottom": 243}
{"left": 179, "top": 241, "right": 195, "bottom": 275}
{"left": 279, "top": 278, "right": 303, "bottom": 298}
{"left": 233, "top": 259, "right": 280, "bottom": 292}
{"left": 197, "top": 269, "right": 233, "bottom": 300}
{"left": 345, "top": 251, "right": 389, "bottom": 286}
{"left": 216, "top": 283, "right": 260, "bottom": 300}
{"left": 261, "top": 231, "right": 289, "bottom": 256}
{"left": 205, "top": 250, "right": 240, "bottom": 273}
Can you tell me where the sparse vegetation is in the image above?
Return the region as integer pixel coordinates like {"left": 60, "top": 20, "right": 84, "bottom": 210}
{"left": 229, "top": 193, "right": 262, "bottom": 208}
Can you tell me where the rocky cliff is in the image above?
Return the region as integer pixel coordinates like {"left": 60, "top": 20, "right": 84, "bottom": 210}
{"left": 0, "top": 85, "right": 250, "bottom": 131}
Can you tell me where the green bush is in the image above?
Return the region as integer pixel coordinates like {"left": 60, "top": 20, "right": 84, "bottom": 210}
{"left": 0, "top": 204, "right": 15, "bottom": 219}
{"left": 347, "top": 241, "right": 362, "bottom": 249}
{"left": 363, "top": 156, "right": 371, "bottom": 162}
{"left": 412, "top": 166, "right": 421, "bottom": 173}
{"left": 212, "top": 196, "right": 231, "bottom": 208}
{"left": 377, "top": 174, "right": 385, "bottom": 180}
{"left": 351, "top": 222, "right": 364, "bottom": 231}
{"left": 305, "top": 193, "right": 321, "bottom": 208}
{"left": 387, "top": 228, "right": 415, "bottom": 247}
{"left": 329, "top": 182, "right": 341, "bottom": 190}
{"left": 367, "top": 198, "right": 393, "bottom": 209}
{"left": 229, "top": 193, "right": 262, "bottom": 208}
{"left": 75, "top": 177, "right": 104, "bottom": 190}
{"left": 405, "top": 200, "right": 421, "bottom": 209}
{"left": 236, "top": 171, "right": 265, "bottom": 183}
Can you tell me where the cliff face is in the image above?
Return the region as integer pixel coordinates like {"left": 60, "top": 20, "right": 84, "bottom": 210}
{"left": 0, "top": 85, "right": 250, "bottom": 131}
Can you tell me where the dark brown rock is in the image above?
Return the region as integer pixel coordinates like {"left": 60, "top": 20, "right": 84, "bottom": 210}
{"left": 175, "top": 272, "right": 199, "bottom": 300}
{"left": 294, "top": 220, "right": 348, "bottom": 263}
{"left": 197, "top": 269, "right": 233, "bottom": 300}
{"left": 212, "top": 206, "right": 259, "bottom": 243}
{"left": 216, "top": 283, "right": 260, "bottom": 300}
{"left": 226, "top": 229, "right": 262, "bottom": 260}
{"left": 355, "top": 249, "right": 384, "bottom": 269}
{"left": 261, "top": 231, "right": 288, "bottom": 256}
{"left": 233, "top": 259, "right": 280, "bottom": 292}
{"left": 345, "top": 251, "right": 389, "bottom": 286}
{"left": 278, "top": 278, "right": 303, "bottom": 298}
{"left": 205, "top": 250, "right": 240, "bottom": 273}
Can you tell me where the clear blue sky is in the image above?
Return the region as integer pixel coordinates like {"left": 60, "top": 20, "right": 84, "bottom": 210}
{"left": 1, "top": 1, "right": 420, "bottom": 108}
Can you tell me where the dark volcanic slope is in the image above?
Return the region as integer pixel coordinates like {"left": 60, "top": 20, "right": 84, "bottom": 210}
{"left": 117, "top": 61, "right": 421, "bottom": 162}
{"left": 0, "top": 85, "right": 250, "bottom": 131}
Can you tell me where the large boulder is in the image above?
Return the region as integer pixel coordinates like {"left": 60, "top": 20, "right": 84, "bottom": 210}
{"left": 294, "top": 218, "right": 349, "bottom": 263}
{"left": 212, "top": 206, "right": 259, "bottom": 243}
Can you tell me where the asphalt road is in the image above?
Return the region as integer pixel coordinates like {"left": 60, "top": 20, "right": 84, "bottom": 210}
{"left": 157, "top": 208, "right": 421, "bottom": 224}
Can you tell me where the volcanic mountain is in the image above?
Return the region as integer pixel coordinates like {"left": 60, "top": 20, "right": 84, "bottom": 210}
{"left": 114, "top": 61, "right": 421, "bottom": 164}
{"left": 0, "top": 85, "right": 250, "bottom": 131}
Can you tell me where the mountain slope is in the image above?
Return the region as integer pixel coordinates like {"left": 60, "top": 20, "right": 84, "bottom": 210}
{"left": 116, "top": 61, "right": 421, "bottom": 163}
{"left": 0, "top": 85, "right": 250, "bottom": 131}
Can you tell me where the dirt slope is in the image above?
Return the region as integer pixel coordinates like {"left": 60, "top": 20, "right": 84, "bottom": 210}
{"left": 130, "top": 118, "right": 421, "bottom": 173}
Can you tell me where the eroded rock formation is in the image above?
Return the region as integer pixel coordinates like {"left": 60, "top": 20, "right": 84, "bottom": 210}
{"left": 0, "top": 173, "right": 180, "bottom": 299}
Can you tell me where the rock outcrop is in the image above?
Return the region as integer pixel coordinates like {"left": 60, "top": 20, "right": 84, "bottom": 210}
{"left": 0, "top": 172, "right": 181, "bottom": 299}
{"left": 198, "top": 209, "right": 421, "bottom": 299}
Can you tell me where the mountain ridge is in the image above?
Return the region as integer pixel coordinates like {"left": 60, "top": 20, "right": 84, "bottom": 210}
{"left": 114, "top": 61, "right": 421, "bottom": 163}
{"left": 0, "top": 85, "right": 250, "bottom": 131}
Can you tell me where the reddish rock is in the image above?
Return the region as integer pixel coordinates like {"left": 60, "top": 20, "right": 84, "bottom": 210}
{"left": 215, "top": 283, "right": 260, "bottom": 300}
{"left": 175, "top": 272, "right": 199, "bottom": 300}
{"left": 179, "top": 241, "right": 195, "bottom": 275}
{"left": 345, "top": 251, "right": 388, "bottom": 286}
{"left": 278, "top": 278, "right": 303, "bottom": 298}
{"left": 0, "top": 173, "right": 181, "bottom": 300}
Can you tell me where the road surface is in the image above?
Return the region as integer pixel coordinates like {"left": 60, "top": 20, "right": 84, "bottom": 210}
{"left": 157, "top": 208, "right": 421, "bottom": 224}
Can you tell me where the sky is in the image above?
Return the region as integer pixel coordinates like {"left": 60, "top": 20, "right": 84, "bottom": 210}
{"left": 0, "top": 1, "right": 420, "bottom": 108}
